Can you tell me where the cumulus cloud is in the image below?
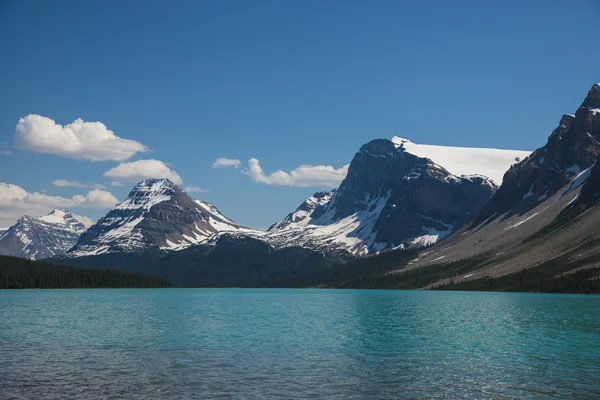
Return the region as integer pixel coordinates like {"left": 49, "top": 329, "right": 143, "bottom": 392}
{"left": 184, "top": 186, "right": 209, "bottom": 193}
{"left": 72, "top": 189, "right": 120, "bottom": 208}
{"left": 0, "top": 150, "right": 11, "bottom": 156}
{"left": 110, "top": 181, "right": 125, "bottom": 187}
{"left": 14, "top": 114, "right": 148, "bottom": 161}
{"left": 52, "top": 179, "right": 106, "bottom": 189}
{"left": 212, "top": 158, "right": 242, "bottom": 169}
{"left": 243, "top": 158, "right": 349, "bottom": 188}
{"left": 0, "top": 183, "right": 118, "bottom": 209}
{"left": 0, "top": 182, "right": 118, "bottom": 226}
{"left": 70, "top": 213, "right": 94, "bottom": 228}
{"left": 103, "top": 159, "right": 183, "bottom": 185}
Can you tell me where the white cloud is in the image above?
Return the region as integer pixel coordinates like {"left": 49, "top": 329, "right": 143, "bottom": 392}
{"left": 72, "top": 189, "right": 120, "bottom": 208}
{"left": 0, "top": 183, "right": 28, "bottom": 206}
{"left": 0, "top": 182, "right": 118, "bottom": 227}
{"left": 212, "top": 158, "right": 242, "bottom": 169}
{"left": 0, "top": 150, "right": 11, "bottom": 156}
{"left": 14, "top": 114, "right": 148, "bottom": 161}
{"left": 184, "top": 185, "right": 209, "bottom": 193}
{"left": 243, "top": 158, "right": 349, "bottom": 188}
{"left": 103, "top": 159, "right": 183, "bottom": 185}
{"left": 70, "top": 213, "right": 94, "bottom": 228}
{"left": 52, "top": 179, "right": 106, "bottom": 189}
{"left": 110, "top": 181, "right": 125, "bottom": 187}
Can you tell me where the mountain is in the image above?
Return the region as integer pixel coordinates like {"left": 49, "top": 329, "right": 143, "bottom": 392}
{"left": 54, "top": 138, "right": 528, "bottom": 284}
{"left": 264, "top": 137, "right": 529, "bottom": 255}
{"left": 69, "top": 178, "right": 256, "bottom": 256}
{"left": 54, "top": 178, "right": 347, "bottom": 283}
{"left": 0, "top": 209, "right": 88, "bottom": 260}
{"left": 472, "top": 85, "right": 600, "bottom": 226}
{"left": 403, "top": 83, "right": 600, "bottom": 286}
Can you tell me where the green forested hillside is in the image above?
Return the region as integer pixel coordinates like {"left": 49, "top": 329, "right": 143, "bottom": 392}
{"left": 0, "top": 255, "right": 171, "bottom": 289}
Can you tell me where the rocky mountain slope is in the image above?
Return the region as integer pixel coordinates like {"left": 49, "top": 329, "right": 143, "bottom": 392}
{"left": 0, "top": 210, "right": 88, "bottom": 260}
{"left": 65, "top": 137, "right": 529, "bottom": 261}
{"left": 263, "top": 137, "right": 528, "bottom": 255}
{"left": 69, "top": 178, "right": 256, "bottom": 256}
{"left": 404, "top": 83, "right": 600, "bottom": 285}
{"left": 51, "top": 135, "right": 530, "bottom": 285}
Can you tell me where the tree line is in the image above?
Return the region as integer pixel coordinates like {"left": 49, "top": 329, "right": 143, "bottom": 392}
{"left": 0, "top": 255, "right": 172, "bottom": 289}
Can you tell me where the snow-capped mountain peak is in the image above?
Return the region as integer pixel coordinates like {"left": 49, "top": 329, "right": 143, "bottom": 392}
{"left": 264, "top": 137, "right": 502, "bottom": 255}
{"left": 0, "top": 209, "right": 88, "bottom": 260}
{"left": 68, "top": 179, "right": 259, "bottom": 256}
{"left": 37, "top": 209, "right": 89, "bottom": 232}
{"left": 391, "top": 136, "right": 531, "bottom": 184}
{"left": 115, "top": 178, "right": 177, "bottom": 211}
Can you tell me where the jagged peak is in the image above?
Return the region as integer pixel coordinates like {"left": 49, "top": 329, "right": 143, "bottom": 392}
{"left": 581, "top": 83, "right": 600, "bottom": 109}
{"left": 559, "top": 113, "right": 576, "bottom": 126}
{"left": 359, "top": 138, "right": 398, "bottom": 156}
{"left": 133, "top": 178, "right": 179, "bottom": 191}
{"left": 116, "top": 178, "right": 182, "bottom": 211}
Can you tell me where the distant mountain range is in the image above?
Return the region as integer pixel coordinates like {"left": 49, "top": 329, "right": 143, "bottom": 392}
{"left": 62, "top": 136, "right": 528, "bottom": 259}
{"left": 6, "top": 83, "right": 600, "bottom": 289}
{"left": 45, "top": 135, "right": 526, "bottom": 282}
{"left": 0, "top": 210, "right": 88, "bottom": 260}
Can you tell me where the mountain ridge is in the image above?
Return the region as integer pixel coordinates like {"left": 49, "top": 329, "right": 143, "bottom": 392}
{"left": 0, "top": 209, "right": 88, "bottom": 260}
{"left": 69, "top": 178, "right": 257, "bottom": 256}
{"left": 403, "top": 83, "right": 600, "bottom": 286}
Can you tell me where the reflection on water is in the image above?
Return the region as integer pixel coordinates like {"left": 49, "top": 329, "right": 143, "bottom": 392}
{"left": 1, "top": 289, "right": 599, "bottom": 399}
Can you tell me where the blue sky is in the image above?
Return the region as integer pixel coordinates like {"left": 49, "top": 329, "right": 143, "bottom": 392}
{"left": 1, "top": 0, "right": 599, "bottom": 228}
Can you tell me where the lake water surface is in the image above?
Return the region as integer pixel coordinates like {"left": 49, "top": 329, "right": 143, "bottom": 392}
{"left": 1, "top": 289, "right": 599, "bottom": 399}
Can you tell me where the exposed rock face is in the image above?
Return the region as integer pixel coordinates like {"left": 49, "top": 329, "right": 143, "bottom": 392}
{"left": 69, "top": 178, "right": 253, "bottom": 256}
{"left": 571, "top": 85, "right": 600, "bottom": 207}
{"left": 265, "top": 138, "right": 498, "bottom": 254}
{"left": 404, "top": 84, "right": 600, "bottom": 287}
{"left": 0, "top": 210, "right": 87, "bottom": 260}
{"left": 474, "top": 83, "right": 600, "bottom": 225}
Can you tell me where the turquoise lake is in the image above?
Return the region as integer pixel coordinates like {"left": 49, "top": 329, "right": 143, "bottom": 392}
{"left": 1, "top": 289, "right": 599, "bottom": 399}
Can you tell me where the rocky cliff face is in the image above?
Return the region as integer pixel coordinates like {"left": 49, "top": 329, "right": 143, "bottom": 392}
{"left": 69, "top": 178, "right": 254, "bottom": 256}
{"left": 405, "top": 84, "right": 600, "bottom": 286}
{"left": 265, "top": 138, "right": 499, "bottom": 254}
{"left": 473, "top": 83, "right": 600, "bottom": 224}
{"left": 0, "top": 210, "right": 87, "bottom": 260}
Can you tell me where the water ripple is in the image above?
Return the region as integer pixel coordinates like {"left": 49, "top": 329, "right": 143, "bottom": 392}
{"left": 1, "top": 289, "right": 599, "bottom": 399}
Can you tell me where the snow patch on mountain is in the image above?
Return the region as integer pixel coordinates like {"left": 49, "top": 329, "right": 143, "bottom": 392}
{"left": 565, "top": 164, "right": 594, "bottom": 195}
{"left": 396, "top": 224, "right": 454, "bottom": 250}
{"left": 391, "top": 136, "right": 531, "bottom": 184}
{"left": 265, "top": 191, "right": 391, "bottom": 255}
{"left": 268, "top": 191, "right": 334, "bottom": 231}
{"left": 115, "top": 179, "right": 174, "bottom": 211}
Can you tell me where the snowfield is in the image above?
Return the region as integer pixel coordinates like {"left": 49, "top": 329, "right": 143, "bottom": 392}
{"left": 391, "top": 136, "right": 531, "bottom": 184}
